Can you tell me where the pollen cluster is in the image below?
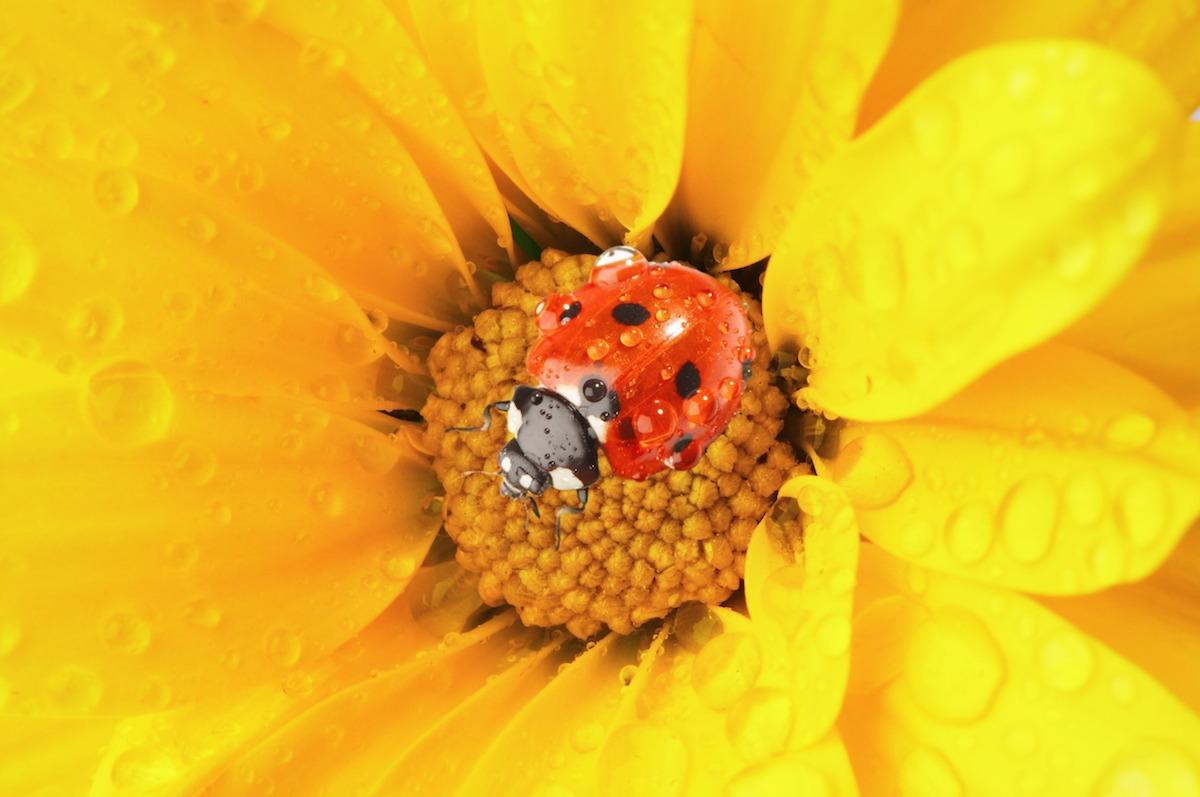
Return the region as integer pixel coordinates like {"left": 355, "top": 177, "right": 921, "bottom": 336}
{"left": 423, "top": 250, "right": 801, "bottom": 637}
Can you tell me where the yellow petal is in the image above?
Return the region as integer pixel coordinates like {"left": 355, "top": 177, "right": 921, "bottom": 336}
{"left": 201, "top": 615, "right": 557, "bottom": 796}
{"left": 0, "top": 717, "right": 117, "bottom": 796}
{"left": 0, "top": 354, "right": 441, "bottom": 715}
{"left": 743, "top": 476, "right": 859, "bottom": 746}
{"left": 860, "top": 1, "right": 1200, "bottom": 128}
{"left": 80, "top": 587, "right": 481, "bottom": 795}
{"left": 0, "top": 2, "right": 496, "bottom": 329}
{"left": 842, "top": 544, "right": 1200, "bottom": 797}
{"left": 1063, "top": 123, "right": 1200, "bottom": 407}
{"left": 460, "top": 608, "right": 860, "bottom": 795}
{"left": 0, "top": 159, "right": 404, "bottom": 407}
{"left": 658, "top": 0, "right": 897, "bottom": 270}
{"left": 822, "top": 343, "right": 1200, "bottom": 595}
{"left": 463, "top": 0, "right": 690, "bottom": 246}
{"left": 763, "top": 41, "right": 1180, "bottom": 422}
{"left": 1040, "top": 525, "right": 1200, "bottom": 714}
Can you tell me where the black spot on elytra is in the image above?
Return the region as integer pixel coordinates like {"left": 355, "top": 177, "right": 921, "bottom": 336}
{"left": 673, "top": 435, "right": 694, "bottom": 454}
{"left": 675, "top": 361, "right": 701, "bottom": 399}
{"left": 560, "top": 301, "right": 582, "bottom": 322}
{"left": 612, "top": 302, "right": 650, "bottom": 326}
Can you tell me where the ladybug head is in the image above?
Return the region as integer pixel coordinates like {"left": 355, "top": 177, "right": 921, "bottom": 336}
{"left": 534, "top": 293, "right": 582, "bottom": 333}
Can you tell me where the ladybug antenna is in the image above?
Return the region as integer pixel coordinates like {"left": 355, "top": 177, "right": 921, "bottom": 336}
{"left": 449, "top": 400, "right": 510, "bottom": 433}
{"left": 552, "top": 488, "right": 589, "bottom": 550}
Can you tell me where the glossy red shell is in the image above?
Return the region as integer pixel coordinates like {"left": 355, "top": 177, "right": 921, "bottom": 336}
{"left": 526, "top": 252, "right": 752, "bottom": 480}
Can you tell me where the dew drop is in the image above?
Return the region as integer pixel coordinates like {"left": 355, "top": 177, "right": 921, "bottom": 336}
{"left": 726, "top": 688, "right": 794, "bottom": 764}
{"left": 945, "top": 503, "right": 994, "bottom": 564}
{"left": 597, "top": 723, "right": 688, "bottom": 797}
{"left": 0, "top": 63, "right": 35, "bottom": 113}
{"left": 67, "top": 297, "right": 125, "bottom": 345}
{"left": 169, "top": 440, "right": 217, "bottom": 486}
{"left": 46, "top": 665, "right": 104, "bottom": 711}
{"left": 570, "top": 722, "right": 605, "bottom": 753}
{"left": 93, "top": 169, "right": 140, "bottom": 215}
{"left": 1093, "top": 743, "right": 1200, "bottom": 797}
{"left": 0, "top": 215, "right": 38, "bottom": 305}
{"left": 618, "top": 663, "right": 638, "bottom": 686}
{"left": 619, "top": 327, "right": 644, "bottom": 347}
{"left": 696, "top": 290, "right": 715, "bottom": 309}
{"left": 586, "top": 338, "right": 610, "bottom": 361}
{"left": 653, "top": 283, "right": 671, "bottom": 299}
{"left": 718, "top": 377, "right": 740, "bottom": 402}
{"left": 179, "top": 212, "right": 217, "bottom": 243}
{"left": 844, "top": 229, "right": 904, "bottom": 309}
{"left": 911, "top": 101, "right": 957, "bottom": 162}
{"left": 999, "top": 476, "right": 1059, "bottom": 563}
{"left": 311, "top": 482, "right": 346, "bottom": 518}
{"left": 1103, "top": 411, "right": 1157, "bottom": 452}
{"left": 659, "top": 364, "right": 675, "bottom": 381}
{"left": 380, "top": 550, "right": 416, "bottom": 582}
{"left": 0, "top": 620, "right": 22, "bottom": 656}
{"left": 903, "top": 609, "right": 1004, "bottom": 722}
{"left": 682, "top": 388, "right": 716, "bottom": 425}
{"left": 208, "top": 0, "right": 268, "bottom": 24}
{"left": 632, "top": 399, "right": 677, "bottom": 445}
{"left": 110, "top": 744, "right": 180, "bottom": 790}
{"left": 1064, "top": 472, "right": 1106, "bottom": 527}
{"left": 692, "top": 631, "right": 763, "bottom": 710}
{"left": 100, "top": 611, "right": 151, "bottom": 655}
{"left": 1116, "top": 477, "right": 1169, "bottom": 549}
{"left": 816, "top": 615, "right": 851, "bottom": 656}
{"left": 265, "top": 629, "right": 302, "bottom": 667}
{"left": 85, "top": 362, "right": 174, "bottom": 447}
{"left": 830, "top": 432, "right": 913, "bottom": 510}
{"left": 184, "top": 598, "right": 221, "bottom": 629}
{"left": 304, "top": 272, "right": 342, "bottom": 303}
{"left": 808, "top": 47, "right": 862, "bottom": 115}
{"left": 1039, "top": 630, "right": 1094, "bottom": 692}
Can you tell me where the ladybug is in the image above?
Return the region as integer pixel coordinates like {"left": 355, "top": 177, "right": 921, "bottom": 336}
{"left": 453, "top": 245, "right": 753, "bottom": 546}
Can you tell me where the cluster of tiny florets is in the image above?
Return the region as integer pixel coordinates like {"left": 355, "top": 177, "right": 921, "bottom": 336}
{"left": 422, "top": 249, "right": 800, "bottom": 637}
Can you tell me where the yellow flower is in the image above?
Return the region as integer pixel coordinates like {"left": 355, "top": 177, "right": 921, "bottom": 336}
{"left": 1, "top": 2, "right": 1198, "bottom": 796}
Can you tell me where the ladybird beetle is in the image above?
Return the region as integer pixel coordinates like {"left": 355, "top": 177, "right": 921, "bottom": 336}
{"left": 453, "top": 246, "right": 753, "bottom": 546}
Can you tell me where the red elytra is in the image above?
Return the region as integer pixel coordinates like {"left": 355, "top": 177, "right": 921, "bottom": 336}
{"left": 526, "top": 249, "right": 753, "bottom": 480}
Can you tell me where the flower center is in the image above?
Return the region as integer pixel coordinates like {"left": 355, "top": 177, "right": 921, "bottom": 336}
{"left": 422, "top": 249, "right": 802, "bottom": 637}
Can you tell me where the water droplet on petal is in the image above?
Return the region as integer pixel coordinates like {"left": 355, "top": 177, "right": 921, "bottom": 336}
{"left": 1093, "top": 742, "right": 1200, "bottom": 797}
{"left": 1103, "top": 411, "right": 1157, "bottom": 452}
{"left": 597, "top": 723, "right": 688, "bottom": 797}
{"left": 1116, "top": 477, "right": 1169, "bottom": 549}
{"left": 93, "top": 169, "right": 140, "bottom": 215}
{"left": 726, "top": 688, "right": 794, "bottom": 764}
{"left": 101, "top": 611, "right": 151, "bottom": 655}
{"left": 903, "top": 609, "right": 1004, "bottom": 722}
{"left": 570, "top": 722, "right": 605, "bottom": 753}
{"left": 1039, "top": 630, "right": 1094, "bottom": 692}
{"left": 999, "top": 476, "right": 1059, "bottom": 562}
{"left": 265, "top": 629, "right": 302, "bottom": 667}
{"left": 85, "top": 362, "right": 174, "bottom": 447}
{"left": 945, "top": 503, "right": 994, "bottom": 564}
{"left": 46, "top": 665, "right": 104, "bottom": 711}
{"left": 0, "top": 216, "right": 38, "bottom": 305}
{"left": 110, "top": 744, "right": 181, "bottom": 789}
{"left": 844, "top": 229, "right": 904, "bottom": 309}
{"left": 67, "top": 297, "right": 125, "bottom": 345}
{"left": 831, "top": 432, "right": 913, "bottom": 509}
{"left": 0, "top": 620, "right": 22, "bottom": 656}
{"left": 0, "top": 63, "right": 35, "bottom": 113}
{"left": 692, "top": 631, "right": 762, "bottom": 710}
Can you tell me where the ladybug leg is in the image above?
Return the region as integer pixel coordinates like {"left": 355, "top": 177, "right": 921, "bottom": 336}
{"left": 553, "top": 488, "right": 589, "bottom": 549}
{"left": 449, "top": 400, "right": 510, "bottom": 433}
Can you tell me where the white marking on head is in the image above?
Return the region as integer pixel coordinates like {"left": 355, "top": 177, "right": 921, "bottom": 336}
{"left": 587, "top": 415, "right": 609, "bottom": 444}
{"left": 500, "top": 456, "right": 512, "bottom": 472}
{"left": 550, "top": 467, "right": 585, "bottom": 491}
{"left": 595, "top": 245, "right": 640, "bottom": 266}
{"left": 557, "top": 383, "right": 582, "bottom": 408}
{"left": 519, "top": 473, "right": 533, "bottom": 489}
{"left": 506, "top": 404, "right": 523, "bottom": 437}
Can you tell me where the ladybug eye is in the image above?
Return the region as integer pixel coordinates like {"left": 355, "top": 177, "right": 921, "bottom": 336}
{"left": 582, "top": 378, "right": 608, "bottom": 402}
